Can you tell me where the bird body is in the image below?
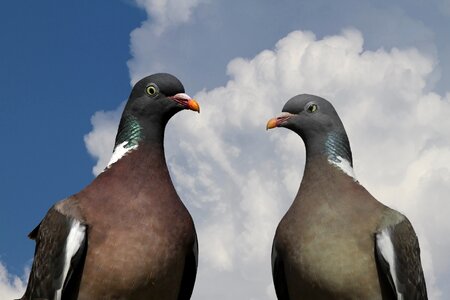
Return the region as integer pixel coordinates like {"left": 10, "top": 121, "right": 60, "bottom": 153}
{"left": 21, "top": 73, "right": 199, "bottom": 300}
{"left": 275, "top": 156, "right": 399, "bottom": 299}
{"left": 74, "top": 144, "right": 196, "bottom": 299}
{"left": 268, "top": 94, "right": 427, "bottom": 299}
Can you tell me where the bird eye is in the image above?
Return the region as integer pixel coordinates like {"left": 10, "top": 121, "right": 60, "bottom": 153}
{"left": 146, "top": 84, "right": 158, "bottom": 96}
{"left": 307, "top": 103, "right": 318, "bottom": 113}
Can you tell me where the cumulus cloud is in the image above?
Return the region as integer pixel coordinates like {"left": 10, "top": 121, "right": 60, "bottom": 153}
{"left": 84, "top": 103, "right": 125, "bottom": 175}
{"left": 0, "top": 261, "right": 27, "bottom": 299}
{"left": 128, "top": 0, "right": 206, "bottom": 84}
{"left": 134, "top": 0, "right": 204, "bottom": 35}
{"left": 86, "top": 29, "right": 449, "bottom": 298}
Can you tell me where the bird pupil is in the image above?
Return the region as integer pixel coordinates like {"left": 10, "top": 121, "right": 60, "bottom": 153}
{"left": 147, "top": 86, "right": 156, "bottom": 95}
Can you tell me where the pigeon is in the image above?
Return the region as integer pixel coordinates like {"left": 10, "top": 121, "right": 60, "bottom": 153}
{"left": 267, "top": 94, "right": 427, "bottom": 299}
{"left": 20, "top": 73, "right": 200, "bottom": 300}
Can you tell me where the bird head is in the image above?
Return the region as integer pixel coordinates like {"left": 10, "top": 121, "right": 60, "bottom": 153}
{"left": 125, "top": 73, "right": 199, "bottom": 123}
{"left": 266, "top": 94, "right": 344, "bottom": 141}
{"left": 114, "top": 73, "right": 199, "bottom": 148}
{"left": 267, "top": 94, "right": 353, "bottom": 166}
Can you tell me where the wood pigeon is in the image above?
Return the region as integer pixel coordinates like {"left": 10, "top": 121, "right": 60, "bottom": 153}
{"left": 20, "top": 73, "right": 200, "bottom": 300}
{"left": 267, "top": 94, "right": 427, "bottom": 299}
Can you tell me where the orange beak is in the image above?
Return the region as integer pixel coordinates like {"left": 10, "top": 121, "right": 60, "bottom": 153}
{"left": 266, "top": 118, "right": 278, "bottom": 130}
{"left": 266, "top": 112, "right": 293, "bottom": 130}
{"left": 170, "top": 93, "right": 200, "bottom": 113}
{"left": 187, "top": 99, "right": 200, "bottom": 113}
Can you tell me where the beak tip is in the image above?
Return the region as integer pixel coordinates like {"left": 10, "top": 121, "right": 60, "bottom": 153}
{"left": 187, "top": 99, "right": 200, "bottom": 113}
{"left": 266, "top": 118, "right": 277, "bottom": 130}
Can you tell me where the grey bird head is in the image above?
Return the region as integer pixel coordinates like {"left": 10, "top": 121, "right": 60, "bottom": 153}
{"left": 267, "top": 94, "right": 344, "bottom": 138}
{"left": 267, "top": 94, "right": 352, "bottom": 163}
{"left": 115, "top": 73, "right": 200, "bottom": 147}
{"left": 125, "top": 73, "right": 199, "bottom": 122}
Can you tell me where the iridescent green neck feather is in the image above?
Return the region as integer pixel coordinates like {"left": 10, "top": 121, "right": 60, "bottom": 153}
{"left": 115, "top": 115, "right": 143, "bottom": 148}
{"left": 324, "top": 131, "right": 353, "bottom": 166}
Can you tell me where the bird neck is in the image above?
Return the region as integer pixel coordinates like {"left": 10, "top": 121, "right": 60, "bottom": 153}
{"left": 107, "top": 114, "right": 166, "bottom": 169}
{"left": 115, "top": 115, "right": 144, "bottom": 148}
{"left": 305, "top": 131, "right": 356, "bottom": 180}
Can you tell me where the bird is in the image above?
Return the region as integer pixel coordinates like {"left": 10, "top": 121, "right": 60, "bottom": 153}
{"left": 266, "top": 94, "right": 427, "bottom": 299}
{"left": 20, "top": 73, "right": 200, "bottom": 300}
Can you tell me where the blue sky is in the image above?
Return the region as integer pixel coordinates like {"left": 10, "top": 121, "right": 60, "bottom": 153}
{"left": 0, "top": 1, "right": 144, "bottom": 272}
{"left": 1, "top": 1, "right": 450, "bottom": 299}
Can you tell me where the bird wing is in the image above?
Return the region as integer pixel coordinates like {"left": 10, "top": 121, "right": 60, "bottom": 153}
{"left": 177, "top": 231, "right": 198, "bottom": 300}
{"left": 374, "top": 217, "right": 428, "bottom": 300}
{"left": 21, "top": 204, "right": 87, "bottom": 300}
{"left": 271, "top": 241, "right": 290, "bottom": 300}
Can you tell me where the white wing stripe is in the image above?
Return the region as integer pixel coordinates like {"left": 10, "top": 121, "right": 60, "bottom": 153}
{"left": 55, "top": 219, "right": 86, "bottom": 300}
{"left": 376, "top": 228, "right": 403, "bottom": 300}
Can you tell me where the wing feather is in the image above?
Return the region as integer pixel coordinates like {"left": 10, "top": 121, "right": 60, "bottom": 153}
{"left": 375, "top": 218, "right": 427, "bottom": 300}
{"left": 21, "top": 205, "right": 87, "bottom": 300}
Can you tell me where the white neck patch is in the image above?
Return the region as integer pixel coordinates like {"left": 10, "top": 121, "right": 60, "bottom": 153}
{"left": 328, "top": 155, "right": 357, "bottom": 181}
{"left": 106, "top": 141, "right": 138, "bottom": 169}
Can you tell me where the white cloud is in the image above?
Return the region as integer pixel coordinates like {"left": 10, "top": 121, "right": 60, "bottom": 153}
{"left": 83, "top": 103, "right": 124, "bottom": 175}
{"left": 0, "top": 261, "right": 27, "bottom": 299}
{"left": 134, "top": 0, "right": 204, "bottom": 35}
{"left": 128, "top": 0, "right": 206, "bottom": 84}
{"left": 87, "top": 28, "right": 449, "bottom": 299}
